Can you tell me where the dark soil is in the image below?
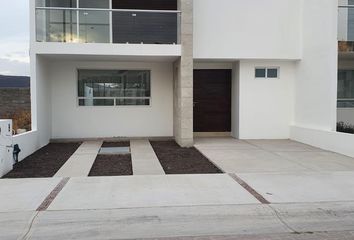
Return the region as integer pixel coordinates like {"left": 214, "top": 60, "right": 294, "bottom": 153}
{"left": 89, "top": 154, "right": 133, "bottom": 176}
{"left": 3, "top": 143, "right": 81, "bottom": 178}
{"left": 150, "top": 141, "right": 223, "bottom": 174}
{"left": 102, "top": 141, "right": 130, "bottom": 147}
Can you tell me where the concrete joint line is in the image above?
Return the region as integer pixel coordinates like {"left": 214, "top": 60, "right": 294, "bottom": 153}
{"left": 36, "top": 177, "right": 70, "bottom": 211}
{"left": 20, "top": 211, "right": 40, "bottom": 240}
{"left": 268, "top": 205, "right": 299, "bottom": 234}
{"left": 228, "top": 173, "right": 270, "bottom": 204}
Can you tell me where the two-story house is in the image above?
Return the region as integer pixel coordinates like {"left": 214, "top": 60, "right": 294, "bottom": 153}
{"left": 25, "top": 0, "right": 346, "bottom": 156}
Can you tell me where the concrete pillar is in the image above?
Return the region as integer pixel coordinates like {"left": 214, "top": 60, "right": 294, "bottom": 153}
{"left": 173, "top": 0, "right": 193, "bottom": 147}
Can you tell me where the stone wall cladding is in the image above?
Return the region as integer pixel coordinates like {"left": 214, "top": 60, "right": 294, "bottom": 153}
{"left": 0, "top": 88, "right": 31, "bottom": 117}
{"left": 174, "top": 0, "right": 194, "bottom": 147}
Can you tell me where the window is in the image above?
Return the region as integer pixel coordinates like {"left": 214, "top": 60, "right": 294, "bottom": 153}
{"left": 36, "top": 0, "right": 77, "bottom": 7}
{"left": 338, "top": 70, "right": 354, "bottom": 108}
{"left": 255, "top": 67, "right": 279, "bottom": 79}
{"left": 78, "top": 70, "right": 151, "bottom": 106}
{"left": 255, "top": 68, "right": 266, "bottom": 78}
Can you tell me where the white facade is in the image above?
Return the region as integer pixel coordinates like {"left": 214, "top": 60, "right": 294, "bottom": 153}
{"left": 22, "top": 0, "right": 354, "bottom": 158}
{"left": 49, "top": 60, "right": 173, "bottom": 139}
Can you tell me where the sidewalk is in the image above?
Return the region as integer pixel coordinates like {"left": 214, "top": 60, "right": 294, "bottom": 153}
{"left": 1, "top": 172, "right": 354, "bottom": 239}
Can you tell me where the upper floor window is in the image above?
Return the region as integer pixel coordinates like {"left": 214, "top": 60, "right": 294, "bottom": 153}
{"left": 78, "top": 70, "right": 151, "bottom": 106}
{"left": 255, "top": 67, "right": 279, "bottom": 79}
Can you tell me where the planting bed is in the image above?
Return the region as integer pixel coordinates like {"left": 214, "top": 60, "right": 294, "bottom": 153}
{"left": 89, "top": 141, "right": 132, "bottom": 176}
{"left": 3, "top": 143, "right": 81, "bottom": 178}
{"left": 150, "top": 141, "right": 223, "bottom": 174}
{"left": 89, "top": 154, "right": 132, "bottom": 176}
{"left": 102, "top": 141, "right": 130, "bottom": 147}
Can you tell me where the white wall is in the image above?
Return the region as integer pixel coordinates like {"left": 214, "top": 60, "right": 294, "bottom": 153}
{"left": 13, "top": 131, "right": 40, "bottom": 162}
{"left": 49, "top": 60, "right": 174, "bottom": 139}
{"left": 291, "top": 126, "right": 354, "bottom": 158}
{"left": 237, "top": 60, "right": 295, "bottom": 139}
{"left": 31, "top": 55, "right": 52, "bottom": 147}
{"left": 294, "top": 0, "right": 338, "bottom": 131}
{"left": 193, "top": 0, "right": 302, "bottom": 60}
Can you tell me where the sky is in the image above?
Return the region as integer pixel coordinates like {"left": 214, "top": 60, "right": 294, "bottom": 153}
{"left": 0, "top": 1, "right": 30, "bottom": 76}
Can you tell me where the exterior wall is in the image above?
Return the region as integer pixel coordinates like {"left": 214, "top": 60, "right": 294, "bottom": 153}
{"left": 49, "top": 60, "right": 173, "bottom": 139}
{"left": 0, "top": 88, "right": 31, "bottom": 117}
{"left": 294, "top": 0, "right": 338, "bottom": 131}
{"left": 238, "top": 60, "right": 295, "bottom": 139}
{"left": 32, "top": 56, "right": 52, "bottom": 146}
{"left": 193, "top": 0, "right": 302, "bottom": 60}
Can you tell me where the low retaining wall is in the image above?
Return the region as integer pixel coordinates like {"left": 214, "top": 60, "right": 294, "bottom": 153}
{"left": 290, "top": 126, "right": 354, "bottom": 158}
{"left": 12, "top": 130, "right": 40, "bottom": 162}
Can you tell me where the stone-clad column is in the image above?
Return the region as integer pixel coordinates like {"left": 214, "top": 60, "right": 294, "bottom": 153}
{"left": 174, "top": 0, "right": 193, "bottom": 147}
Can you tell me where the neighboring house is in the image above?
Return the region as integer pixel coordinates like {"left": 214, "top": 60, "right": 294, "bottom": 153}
{"left": 338, "top": 0, "right": 354, "bottom": 125}
{"left": 27, "top": 0, "right": 347, "bottom": 153}
{"left": 0, "top": 75, "right": 31, "bottom": 118}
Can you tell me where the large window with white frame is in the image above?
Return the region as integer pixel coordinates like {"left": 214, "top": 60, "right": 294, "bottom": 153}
{"left": 338, "top": 70, "right": 354, "bottom": 108}
{"left": 78, "top": 69, "right": 151, "bottom": 106}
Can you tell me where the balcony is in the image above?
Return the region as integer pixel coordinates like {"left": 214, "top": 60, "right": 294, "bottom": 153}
{"left": 35, "top": 7, "right": 181, "bottom": 45}
{"left": 339, "top": 5, "right": 354, "bottom": 52}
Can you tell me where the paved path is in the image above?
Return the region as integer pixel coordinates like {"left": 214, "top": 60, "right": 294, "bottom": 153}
{"left": 54, "top": 141, "right": 102, "bottom": 177}
{"left": 130, "top": 139, "right": 165, "bottom": 175}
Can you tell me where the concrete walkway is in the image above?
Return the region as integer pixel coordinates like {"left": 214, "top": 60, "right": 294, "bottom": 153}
{"left": 195, "top": 138, "right": 354, "bottom": 173}
{"left": 130, "top": 139, "right": 165, "bottom": 175}
{"left": 54, "top": 141, "right": 102, "bottom": 177}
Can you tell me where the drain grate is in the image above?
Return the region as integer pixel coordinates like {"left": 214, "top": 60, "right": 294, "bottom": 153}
{"left": 99, "top": 147, "right": 130, "bottom": 155}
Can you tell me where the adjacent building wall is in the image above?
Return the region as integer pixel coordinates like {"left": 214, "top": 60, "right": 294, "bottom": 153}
{"left": 237, "top": 60, "right": 295, "bottom": 139}
{"left": 49, "top": 60, "right": 173, "bottom": 139}
{"left": 338, "top": 59, "right": 354, "bottom": 125}
{"left": 193, "top": 0, "right": 302, "bottom": 60}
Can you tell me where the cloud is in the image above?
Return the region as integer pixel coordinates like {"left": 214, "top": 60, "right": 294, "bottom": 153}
{"left": 0, "top": 58, "right": 30, "bottom": 76}
{"left": 2, "top": 52, "right": 30, "bottom": 64}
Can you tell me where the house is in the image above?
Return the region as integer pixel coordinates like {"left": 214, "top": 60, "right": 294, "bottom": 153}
{"left": 21, "top": 0, "right": 353, "bottom": 158}
{"left": 338, "top": 0, "right": 354, "bottom": 125}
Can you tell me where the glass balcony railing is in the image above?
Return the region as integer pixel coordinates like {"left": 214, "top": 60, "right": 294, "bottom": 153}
{"left": 339, "top": 5, "right": 354, "bottom": 52}
{"left": 35, "top": 7, "right": 181, "bottom": 45}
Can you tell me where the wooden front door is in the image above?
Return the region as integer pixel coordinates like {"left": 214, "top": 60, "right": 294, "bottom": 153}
{"left": 193, "top": 69, "right": 232, "bottom": 132}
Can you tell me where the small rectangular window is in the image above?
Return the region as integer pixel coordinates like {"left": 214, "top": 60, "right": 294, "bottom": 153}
{"left": 255, "top": 68, "right": 266, "bottom": 78}
{"left": 267, "top": 68, "right": 279, "bottom": 78}
{"left": 255, "top": 67, "right": 279, "bottom": 79}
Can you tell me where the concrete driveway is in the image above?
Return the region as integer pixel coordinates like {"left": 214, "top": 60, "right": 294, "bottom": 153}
{"left": 2, "top": 138, "right": 354, "bottom": 239}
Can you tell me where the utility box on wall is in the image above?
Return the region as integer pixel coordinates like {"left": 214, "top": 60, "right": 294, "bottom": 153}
{"left": 0, "top": 120, "right": 13, "bottom": 177}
